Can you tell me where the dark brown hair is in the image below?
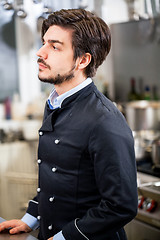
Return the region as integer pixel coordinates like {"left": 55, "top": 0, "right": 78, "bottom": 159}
{"left": 42, "top": 8, "right": 111, "bottom": 78}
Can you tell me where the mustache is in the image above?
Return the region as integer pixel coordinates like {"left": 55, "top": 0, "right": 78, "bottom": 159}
{"left": 37, "top": 58, "right": 51, "bottom": 70}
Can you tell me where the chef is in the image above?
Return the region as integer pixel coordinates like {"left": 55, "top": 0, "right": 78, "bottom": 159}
{"left": 0, "top": 8, "right": 137, "bottom": 240}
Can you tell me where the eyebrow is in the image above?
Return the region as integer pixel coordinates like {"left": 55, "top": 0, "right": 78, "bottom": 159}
{"left": 43, "top": 38, "right": 64, "bottom": 45}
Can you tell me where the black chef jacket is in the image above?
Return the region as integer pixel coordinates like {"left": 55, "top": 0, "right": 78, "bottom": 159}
{"left": 26, "top": 82, "right": 138, "bottom": 240}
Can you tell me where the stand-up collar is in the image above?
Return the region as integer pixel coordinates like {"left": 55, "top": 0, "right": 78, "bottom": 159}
{"left": 48, "top": 78, "right": 92, "bottom": 110}
{"left": 39, "top": 82, "right": 95, "bottom": 132}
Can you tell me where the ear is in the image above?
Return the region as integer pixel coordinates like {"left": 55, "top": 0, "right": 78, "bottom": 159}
{"left": 77, "top": 53, "right": 92, "bottom": 70}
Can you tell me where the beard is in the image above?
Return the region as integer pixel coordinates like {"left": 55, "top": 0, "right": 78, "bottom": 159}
{"left": 38, "top": 64, "right": 76, "bottom": 85}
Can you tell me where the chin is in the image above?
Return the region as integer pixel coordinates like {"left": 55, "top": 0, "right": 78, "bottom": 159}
{"left": 38, "top": 76, "right": 54, "bottom": 84}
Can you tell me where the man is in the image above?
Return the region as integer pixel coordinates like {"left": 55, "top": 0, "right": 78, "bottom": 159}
{"left": 0, "top": 8, "right": 137, "bottom": 240}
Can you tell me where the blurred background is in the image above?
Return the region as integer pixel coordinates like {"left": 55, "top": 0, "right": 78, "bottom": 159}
{"left": 0, "top": 1, "right": 160, "bottom": 239}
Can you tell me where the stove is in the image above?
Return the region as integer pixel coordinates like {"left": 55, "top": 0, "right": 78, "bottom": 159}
{"left": 125, "top": 172, "right": 160, "bottom": 240}
{"left": 137, "top": 180, "right": 160, "bottom": 229}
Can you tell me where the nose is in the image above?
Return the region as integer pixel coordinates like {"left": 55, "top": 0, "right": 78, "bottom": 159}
{"left": 36, "top": 45, "right": 48, "bottom": 59}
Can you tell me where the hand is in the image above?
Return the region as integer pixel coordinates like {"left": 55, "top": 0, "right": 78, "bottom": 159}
{"left": 0, "top": 219, "right": 32, "bottom": 234}
{"left": 48, "top": 237, "right": 53, "bottom": 240}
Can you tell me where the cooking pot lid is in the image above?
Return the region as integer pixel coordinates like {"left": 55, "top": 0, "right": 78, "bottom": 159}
{"left": 126, "top": 100, "right": 160, "bottom": 109}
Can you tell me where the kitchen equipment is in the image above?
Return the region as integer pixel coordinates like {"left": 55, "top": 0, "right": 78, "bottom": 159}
{"left": 125, "top": 173, "right": 160, "bottom": 240}
{"left": 126, "top": 101, "right": 160, "bottom": 131}
{"left": 152, "top": 137, "right": 160, "bottom": 167}
{"left": 2, "top": 0, "right": 13, "bottom": 10}
{"left": 137, "top": 180, "right": 160, "bottom": 228}
{"left": 37, "top": 0, "right": 53, "bottom": 34}
{"left": 133, "top": 130, "right": 160, "bottom": 161}
{"left": 16, "top": 0, "right": 27, "bottom": 18}
{"left": 133, "top": 131, "right": 146, "bottom": 160}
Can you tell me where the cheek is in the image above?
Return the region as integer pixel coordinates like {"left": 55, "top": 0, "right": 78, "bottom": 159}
{"left": 52, "top": 58, "right": 73, "bottom": 71}
{"left": 48, "top": 50, "right": 75, "bottom": 71}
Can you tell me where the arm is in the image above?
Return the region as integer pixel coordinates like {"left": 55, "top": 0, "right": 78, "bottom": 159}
{"left": 62, "top": 113, "right": 138, "bottom": 240}
{"left": 0, "top": 219, "right": 31, "bottom": 234}
{"left": 21, "top": 213, "right": 40, "bottom": 230}
{"left": 0, "top": 196, "right": 39, "bottom": 234}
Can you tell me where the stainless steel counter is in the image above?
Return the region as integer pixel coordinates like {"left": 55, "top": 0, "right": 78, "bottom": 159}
{"left": 0, "top": 217, "right": 37, "bottom": 240}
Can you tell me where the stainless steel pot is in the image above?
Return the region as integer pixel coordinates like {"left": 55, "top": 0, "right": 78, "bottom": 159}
{"left": 133, "top": 130, "right": 159, "bottom": 161}
{"left": 125, "top": 101, "right": 160, "bottom": 131}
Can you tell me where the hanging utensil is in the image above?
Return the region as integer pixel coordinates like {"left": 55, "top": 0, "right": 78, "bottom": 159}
{"left": 2, "top": 0, "right": 13, "bottom": 10}
{"left": 15, "top": 0, "right": 27, "bottom": 18}
{"left": 37, "top": 0, "right": 53, "bottom": 34}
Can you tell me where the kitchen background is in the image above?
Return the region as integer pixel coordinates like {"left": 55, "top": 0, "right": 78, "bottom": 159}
{"left": 0, "top": 0, "right": 160, "bottom": 240}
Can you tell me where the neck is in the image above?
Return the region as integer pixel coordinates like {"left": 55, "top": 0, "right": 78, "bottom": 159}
{"left": 55, "top": 74, "right": 87, "bottom": 95}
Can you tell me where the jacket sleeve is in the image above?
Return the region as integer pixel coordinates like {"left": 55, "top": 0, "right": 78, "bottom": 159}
{"left": 26, "top": 195, "right": 39, "bottom": 218}
{"left": 62, "top": 111, "right": 138, "bottom": 240}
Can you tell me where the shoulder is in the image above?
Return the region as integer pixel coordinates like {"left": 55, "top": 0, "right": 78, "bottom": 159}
{"left": 85, "top": 86, "right": 133, "bottom": 138}
{"left": 84, "top": 85, "right": 125, "bottom": 123}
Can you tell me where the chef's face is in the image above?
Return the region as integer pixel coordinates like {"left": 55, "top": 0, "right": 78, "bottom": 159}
{"left": 37, "top": 25, "right": 76, "bottom": 85}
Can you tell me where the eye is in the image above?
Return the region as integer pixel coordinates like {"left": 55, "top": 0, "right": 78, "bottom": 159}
{"left": 52, "top": 45, "right": 58, "bottom": 50}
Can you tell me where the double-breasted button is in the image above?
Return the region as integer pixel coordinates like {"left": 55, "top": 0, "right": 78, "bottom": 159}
{"left": 37, "top": 216, "right": 41, "bottom": 220}
{"left": 54, "top": 139, "right": 60, "bottom": 144}
{"left": 37, "top": 159, "right": 41, "bottom": 164}
{"left": 49, "top": 197, "right": 54, "bottom": 202}
{"left": 48, "top": 224, "right": 52, "bottom": 230}
{"left": 39, "top": 131, "right": 43, "bottom": 136}
{"left": 52, "top": 167, "right": 57, "bottom": 172}
{"left": 37, "top": 188, "right": 41, "bottom": 193}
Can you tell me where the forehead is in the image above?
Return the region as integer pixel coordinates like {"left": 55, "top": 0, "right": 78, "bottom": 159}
{"left": 43, "top": 25, "right": 73, "bottom": 44}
